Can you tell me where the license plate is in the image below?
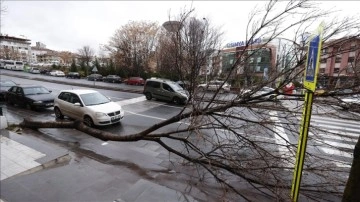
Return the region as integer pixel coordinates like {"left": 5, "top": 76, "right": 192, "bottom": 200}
{"left": 111, "top": 115, "right": 120, "bottom": 120}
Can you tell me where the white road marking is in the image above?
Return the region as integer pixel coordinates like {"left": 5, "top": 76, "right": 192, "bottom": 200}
{"left": 125, "top": 110, "right": 190, "bottom": 125}
{"left": 116, "top": 96, "right": 147, "bottom": 106}
{"left": 269, "top": 111, "right": 291, "bottom": 153}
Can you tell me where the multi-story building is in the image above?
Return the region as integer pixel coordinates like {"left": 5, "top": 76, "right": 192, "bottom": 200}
{"left": 31, "top": 42, "right": 64, "bottom": 66}
{"left": 0, "top": 34, "right": 31, "bottom": 62}
{"left": 207, "top": 37, "right": 299, "bottom": 87}
{"left": 318, "top": 36, "right": 360, "bottom": 87}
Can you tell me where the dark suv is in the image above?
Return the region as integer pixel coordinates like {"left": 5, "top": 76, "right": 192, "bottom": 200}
{"left": 66, "top": 72, "right": 81, "bottom": 79}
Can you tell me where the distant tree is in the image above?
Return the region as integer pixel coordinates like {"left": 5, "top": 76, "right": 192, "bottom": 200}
{"left": 77, "top": 45, "right": 94, "bottom": 72}
{"left": 58, "top": 51, "right": 73, "bottom": 66}
{"left": 70, "top": 59, "right": 77, "bottom": 72}
{"left": 93, "top": 58, "right": 101, "bottom": 74}
{"left": 106, "top": 21, "right": 160, "bottom": 76}
{"left": 107, "top": 59, "right": 115, "bottom": 75}
{"left": 79, "top": 60, "right": 87, "bottom": 76}
{"left": 51, "top": 64, "right": 58, "bottom": 70}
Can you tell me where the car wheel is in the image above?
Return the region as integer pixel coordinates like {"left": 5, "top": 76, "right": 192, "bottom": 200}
{"left": 145, "top": 93, "right": 152, "bottom": 100}
{"left": 54, "top": 107, "right": 64, "bottom": 119}
{"left": 83, "top": 116, "right": 94, "bottom": 127}
{"left": 173, "top": 97, "right": 181, "bottom": 105}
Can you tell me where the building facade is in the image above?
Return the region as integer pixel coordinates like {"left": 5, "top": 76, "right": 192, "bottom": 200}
{"left": 318, "top": 36, "right": 360, "bottom": 87}
{"left": 206, "top": 37, "right": 299, "bottom": 87}
{"left": 0, "top": 34, "right": 31, "bottom": 62}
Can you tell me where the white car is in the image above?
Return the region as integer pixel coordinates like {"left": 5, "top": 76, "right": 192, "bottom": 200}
{"left": 29, "top": 67, "right": 40, "bottom": 74}
{"left": 198, "top": 80, "right": 231, "bottom": 93}
{"left": 54, "top": 89, "right": 124, "bottom": 127}
{"left": 50, "top": 70, "right": 65, "bottom": 77}
{"left": 339, "top": 94, "right": 360, "bottom": 110}
{"left": 244, "top": 87, "right": 284, "bottom": 100}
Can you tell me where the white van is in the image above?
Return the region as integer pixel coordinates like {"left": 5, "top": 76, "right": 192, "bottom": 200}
{"left": 4, "top": 60, "right": 15, "bottom": 70}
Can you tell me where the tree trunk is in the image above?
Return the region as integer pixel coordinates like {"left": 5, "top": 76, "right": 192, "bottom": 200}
{"left": 342, "top": 135, "right": 360, "bottom": 201}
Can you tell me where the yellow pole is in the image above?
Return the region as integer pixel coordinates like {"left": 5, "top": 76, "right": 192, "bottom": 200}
{"left": 291, "top": 91, "right": 314, "bottom": 201}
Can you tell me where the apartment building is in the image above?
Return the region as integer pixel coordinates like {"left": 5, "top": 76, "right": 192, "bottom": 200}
{"left": 318, "top": 36, "right": 360, "bottom": 87}
{"left": 0, "top": 34, "right": 31, "bottom": 62}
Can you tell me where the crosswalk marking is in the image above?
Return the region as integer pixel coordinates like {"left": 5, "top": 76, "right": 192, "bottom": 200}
{"left": 290, "top": 113, "right": 359, "bottom": 168}
{"left": 308, "top": 116, "right": 359, "bottom": 168}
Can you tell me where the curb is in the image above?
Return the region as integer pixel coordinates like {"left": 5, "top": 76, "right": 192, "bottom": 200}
{"left": 7, "top": 154, "right": 71, "bottom": 179}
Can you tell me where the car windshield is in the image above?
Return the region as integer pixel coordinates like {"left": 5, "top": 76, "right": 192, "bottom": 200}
{"left": 23, "top": 87, "right": 50, "bottom": 95}
{"left": 1, "top": 81, "right": 16, "bottom": 87}
{"left": 80, "top": 92, "right": 110, "bottom": 106}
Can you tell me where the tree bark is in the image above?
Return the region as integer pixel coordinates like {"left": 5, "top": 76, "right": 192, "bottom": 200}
{"left": 342, "top": 135, "right": 360, "bottom": 202}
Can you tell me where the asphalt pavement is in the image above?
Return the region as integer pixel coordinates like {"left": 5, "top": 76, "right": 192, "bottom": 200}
{"left": 0, "top": 104, "right": 205, "bottom": 202}
{"left": 0, "top": 71, "right": 204, "bottom": 202}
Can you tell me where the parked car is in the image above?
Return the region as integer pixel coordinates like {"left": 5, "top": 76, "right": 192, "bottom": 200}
{"left": 0, "top": 80, "right": 17, "bottom": 101}
{"left": 29, "top": 67, "right": 40, "bottom": 74}
{"left": 143, "top": 78, "right": 189, "bottom": 105}
{"left": 197, "top": 80, "right": 231, "bottom": 93}
{"left": 40, "top": 69, "right": 50, "bottom": 75}
{"left": 5, "top": 84, "right": 55, "bottom": 110}
{"left": 87, "top": 74, "right": 103, "bottom": 81}
{"left": 124, "top": 77, "right": 145, "bottom": 85}
{"left": 244, "top": 86, "right": 284, "bottom": 100}
{"left": 66, "top": 72, "right": 81, "bottom": 79}
{"left": 103, "top": 75, "right": 122, "bottom": 83}
{"left": 50, "top": 70, "right": 65, "bottom": 77}
{"left": 339, "top": 94, "right": 360, "bottom": 110}
{"left": 54, "top": 89, "right": 124, "bottom": 127}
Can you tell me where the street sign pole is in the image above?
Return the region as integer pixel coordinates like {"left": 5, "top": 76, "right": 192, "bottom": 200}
{"left": 291, "top": 90, "right": 314, "bottom": 201}
{"left": 291, "top": 22, "right": 324, "bottom": 202}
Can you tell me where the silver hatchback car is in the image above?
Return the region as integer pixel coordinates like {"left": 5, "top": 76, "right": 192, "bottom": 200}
{"left": 54, "top": 89, "right": 124, "bottom": 127}
{"left": 197, "top": 80, "right": 231, "bottom": 93}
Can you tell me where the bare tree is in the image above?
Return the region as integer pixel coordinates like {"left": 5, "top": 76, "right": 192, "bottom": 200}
{"left": 106, "top": 21, "right": 159, "bottom": 77}
{"left": 14, "top": 0, "right": 360, "bottom": 201}
{"left": 77, "top": 45, "right": 94, "bottom": 74}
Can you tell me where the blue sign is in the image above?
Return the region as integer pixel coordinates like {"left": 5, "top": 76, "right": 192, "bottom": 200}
{"left": 226, "top": 38, "right": 262, "bottom": 48}
{"left": 305, "top": 35, "right": 320, "bottom": 83}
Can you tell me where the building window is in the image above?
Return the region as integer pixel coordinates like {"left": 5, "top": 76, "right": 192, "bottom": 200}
{"left": 319, "top": 68, "right": 325, "bottom": 73}
{"left": 350, "top": 44, "right": 356, "bottom": 51}
{"left": 335, "top": 56, "right": 342, "bottom": 63}
{"left": 320, "top": 58, "right": 327, "bottom": 63}
{"left": 348, "top": 57, "right": 355, "bottom": 63}
{"left": 334, "top": 68, "right": 340, "bottom": 73}
{"left": 322, "top": 48, "right": 328, "bottom": 54}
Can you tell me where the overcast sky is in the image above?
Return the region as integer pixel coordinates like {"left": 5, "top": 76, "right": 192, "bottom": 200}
{"left": 1, "top": 1, "right": 359, "bottom": 55}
